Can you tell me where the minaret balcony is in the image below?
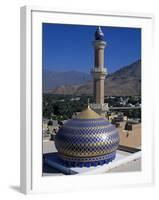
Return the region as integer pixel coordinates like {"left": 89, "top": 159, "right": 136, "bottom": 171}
{"left": 91, "top": 67, "right": 107, "bottom": 72}
{"left": 93, "top": 40, "right": 106, "bottom": 49}
{"left": 91, "top": 67, "right": 107, "bottom": 76}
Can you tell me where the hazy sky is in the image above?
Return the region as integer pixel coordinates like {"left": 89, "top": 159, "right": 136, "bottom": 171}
{"left": 42, "top": 23, "right": 141, "bottom": 74}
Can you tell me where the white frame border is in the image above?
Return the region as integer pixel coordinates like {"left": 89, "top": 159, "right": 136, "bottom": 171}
{"left": 20, "top": 6, "right": 154, "bottom": 194}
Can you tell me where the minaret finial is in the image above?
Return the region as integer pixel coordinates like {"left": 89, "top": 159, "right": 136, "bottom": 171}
{"left": 95, "top": 26, "right": 104, "bottom": 40}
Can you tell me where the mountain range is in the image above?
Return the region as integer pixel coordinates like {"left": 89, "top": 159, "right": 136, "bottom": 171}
{"left": 44, "top": 60, "right": 141, "bottom": 96}
{"left": 43, "top": 70, "right": 90, "bottom": 91}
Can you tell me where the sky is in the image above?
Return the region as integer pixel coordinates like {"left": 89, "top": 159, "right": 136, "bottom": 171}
{"left": 42, "top": 23, "right": 141, "bottom": 74}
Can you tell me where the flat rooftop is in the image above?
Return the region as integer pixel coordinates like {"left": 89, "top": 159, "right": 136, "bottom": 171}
{"left": 118, "top": 122, "right": 141, "bottom": 148}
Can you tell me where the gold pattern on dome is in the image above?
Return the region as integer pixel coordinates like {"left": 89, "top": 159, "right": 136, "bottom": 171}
{"left": 59, "top": 146, "right": 118, "bottom": 157}
{"left": 59, "top": 129, "right": 118, "bottom": 139}
{"left": 63, "top": 124, "right": 112, "bottom": 130}
{"left": 76, "top": 106, "right": 101, "bottom": 119}
{"left": 65, "top": 118, "right": 107, "bottom": 124}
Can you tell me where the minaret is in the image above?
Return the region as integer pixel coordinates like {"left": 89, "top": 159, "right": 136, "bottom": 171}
{"left": 90, "top": 27, "right": 108, "bottom": 116}
{"left": 91, "top": 26, "right": 107, "bottom": 104}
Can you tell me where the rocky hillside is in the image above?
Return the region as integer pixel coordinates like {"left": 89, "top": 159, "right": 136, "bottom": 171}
{"left": 45, "top": 60, "right": 141, "bottom": 96}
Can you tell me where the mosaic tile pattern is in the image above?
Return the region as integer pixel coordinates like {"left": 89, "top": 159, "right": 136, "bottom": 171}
{"left": 55, "top": 116, "right": 119, "bottom": 167}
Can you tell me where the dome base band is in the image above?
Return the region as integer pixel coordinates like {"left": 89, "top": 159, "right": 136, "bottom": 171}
{"left": 57, "top": 151, "right": 116, "bottom": 168}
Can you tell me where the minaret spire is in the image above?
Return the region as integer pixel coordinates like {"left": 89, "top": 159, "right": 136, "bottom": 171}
{"left": 92, "top": 26, "right": 107, "bottom": 104}
{"left": 90, "top": 26, "right": 109, "bottom": 116}
{"left": 95, "top": 26, "right": 104, "bottom": 40}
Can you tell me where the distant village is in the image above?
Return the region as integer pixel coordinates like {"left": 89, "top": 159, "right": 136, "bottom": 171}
{"left": 43, "top": 94, "right": 141, "bottom": 144}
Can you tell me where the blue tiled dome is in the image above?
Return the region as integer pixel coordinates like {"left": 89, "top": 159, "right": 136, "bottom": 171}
{"left": 55, "top": 106, "right": 120, "bottom": 167}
